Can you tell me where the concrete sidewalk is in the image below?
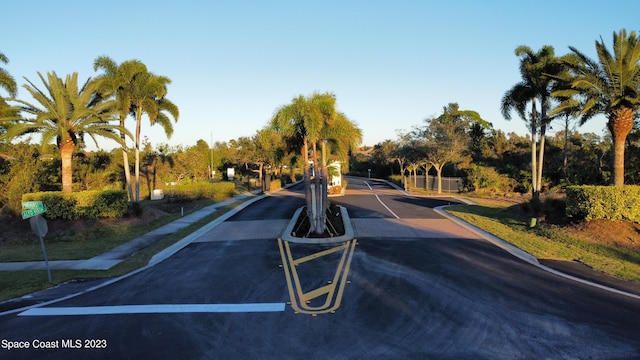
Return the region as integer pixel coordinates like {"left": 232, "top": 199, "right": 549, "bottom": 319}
{"left": 0, "top": 190, "right": 264, "bottom": 271}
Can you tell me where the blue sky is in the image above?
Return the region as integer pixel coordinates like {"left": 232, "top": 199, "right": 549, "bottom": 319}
{"left": 2, "top": 0, "right": 639, "bottom": 150}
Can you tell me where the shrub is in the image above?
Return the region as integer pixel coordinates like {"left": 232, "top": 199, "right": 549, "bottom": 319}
{"left": 388, "top": 175, "right": 403, "bottom": 188}
{"left": 172, "top": 181, "right": 235, "bottom": 201}
{"left": 464, "top": 165, "right": 516, "bottom": 193}
{"left": 542, "top": 196, "right": 566, "bottom": 223}
{"left": 22, "top": 190, "right": 128, "bottom": 219}
{"left": 566, "top": 185, "right": 640, "bottom": 222}
{"left": 269, "top": 178, "right": 282, "bottom": 192}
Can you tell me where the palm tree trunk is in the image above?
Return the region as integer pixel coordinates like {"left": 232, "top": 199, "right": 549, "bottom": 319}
{"left": 562, "top": 116, "right": 569, "bottom": 180}
{"left": 530, "top": 100, "right": 539, "bottom": 201}
{"left": 60, "top": 139, "right": 75, "bottom": 193}
{"left": 312, "top": 141, "right": 323, "bottom": 234}
{"left": 135, "top": 108, "right": 142, "bottom": 202}
{"left": 537, "top": 123, "right": 547, "bottom": 194}
{"left": 608, "top": 107, "right": 635, "bottom": 186}
{"left": 302, "top": 138, "right": 314, "bottom": 232}
{"left": 120, "top": 122, "right": 134, "bottom": 202}
{"left": 320, "top": 141, "right": 328, "bottom": 233}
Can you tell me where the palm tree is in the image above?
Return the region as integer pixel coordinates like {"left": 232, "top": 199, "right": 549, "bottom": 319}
{"left": 552, "top": 29, "right": 640, "bottom": 186}
{"left": 0, "top": 51, "right": 18, "bottom": 125}
{"left": 1, "top": 72, "right": 123, "bottom": 192}
{"left": 271, "top": 94, "right": 317, "bottom": 232}
{"left": 271, "top": 92, "right": 360, "bottom": 235}
{"left": 129, "top": 72, "right": 179, "bottom": 202}
{"left": 93, "top": 56, "right": 148, "bottom": 202}
{"left": 317, "top": 111, "right": 362, "bottom": 230}
{"left": 501, "top": 45, "right": 563, "bottom": 201}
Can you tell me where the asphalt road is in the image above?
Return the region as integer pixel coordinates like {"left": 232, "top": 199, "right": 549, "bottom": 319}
{"left": 1, "top": 178, "right": 640, "bottom": 359}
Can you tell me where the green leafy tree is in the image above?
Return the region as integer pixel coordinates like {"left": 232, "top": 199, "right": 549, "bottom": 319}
{"left": 371, "top": 139, "right": 399, "bottom": 176}
{"left": 250, "top": 128, "right": 284, "bottom": 186}
{"left": 0, "top": 51, "right": 18, "bottom": 133}
{"left": 1, "top": 72, "right": 122, "bottom": 193}
{"left": 0, "top": 143, "right": 48, "bottom": 214}
{"left": 552, "top": 29, "right": 640, "bottom": 186}
{"left": 418, "top": 103, "right": 473, "bottom": 193}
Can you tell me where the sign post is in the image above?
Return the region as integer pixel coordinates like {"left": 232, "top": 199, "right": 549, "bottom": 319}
{"left": 22, "top": 202, "right": 51, "bottom": 282}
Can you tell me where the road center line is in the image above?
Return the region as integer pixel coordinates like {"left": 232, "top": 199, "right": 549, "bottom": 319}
{"left": 365, "top": 182, "right": 400, "bottom": 219}
{"left": 18, "top": 303, "right": 286, "bottom": 316}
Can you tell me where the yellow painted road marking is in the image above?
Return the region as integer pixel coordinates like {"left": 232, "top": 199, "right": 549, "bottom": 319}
{"left": 278, "top": 238, "right": 356, "bottom": 315}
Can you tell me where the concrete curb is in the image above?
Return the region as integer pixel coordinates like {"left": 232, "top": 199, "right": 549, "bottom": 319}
{"left": 280, "top": 206, "right": 355, "bottom": 244}
{"left": 434, "top": 206, "right": 539, "bottom": 265}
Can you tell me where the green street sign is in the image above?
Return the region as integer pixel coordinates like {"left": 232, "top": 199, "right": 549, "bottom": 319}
{"left": 22, "top": 201, "right": 45, "bottom": 211}
{"left": 22, "top": 206, "right": 47, "bottom": 220}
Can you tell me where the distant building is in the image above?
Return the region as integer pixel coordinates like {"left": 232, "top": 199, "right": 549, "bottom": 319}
{"left": 328, "top": 161, "right": 342, "bottom": 188}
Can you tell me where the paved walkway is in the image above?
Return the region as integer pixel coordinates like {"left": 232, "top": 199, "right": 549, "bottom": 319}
{"left": 0, "top": 190, "right": 264, "bottom": 271}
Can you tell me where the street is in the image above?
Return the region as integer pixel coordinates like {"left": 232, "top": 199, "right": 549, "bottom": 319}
{"left": 1, "top": 177, "right": 639, "bottom": 359}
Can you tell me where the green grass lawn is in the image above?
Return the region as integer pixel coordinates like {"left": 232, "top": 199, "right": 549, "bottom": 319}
{"left": 0, "top": 212, "right": 187, "bottom": 262}
{"left": 446, "top": 202, "right": 640, "bottom": 283}
{"left": 0, "top": 202, "right": 245, "bottom": 302}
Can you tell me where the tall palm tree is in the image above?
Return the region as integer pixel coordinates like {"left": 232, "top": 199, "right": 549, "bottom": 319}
{"left": 271, "top": 92, "right": 360, "bottom": 234}
{"left": 501, "top": 45, "right": 563, "bottom": 201}
{"left": 93, "top": 56, "right": 148, "bottom": 202}
{"left": 0, "top": 51, "right": 18, "bottom": 125}
{"left": 129, "top": 71, "right": 179, "bottom": 202}
{"left": 552, "top": 29, "right": 640, "bottom": 186}
{"left": 1, "top": 72, "right": 123, "bottom": 192}
{"left": 318, "top": 111, "right": 362, "bottom": 227}
{"left": 272, "top": 95, "right": 316, "bottom": 231}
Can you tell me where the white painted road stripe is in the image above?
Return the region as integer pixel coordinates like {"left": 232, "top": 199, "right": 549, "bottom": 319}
{"left": 365, "top": 181, "right": 400, "bottom": 219}
{"left": 18, "top": 303, "right": 286, "bottom": 316}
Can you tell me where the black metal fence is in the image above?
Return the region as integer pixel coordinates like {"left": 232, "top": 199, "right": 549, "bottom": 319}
{"left": 403, "top": 175, "right": 463, "bottom": 193}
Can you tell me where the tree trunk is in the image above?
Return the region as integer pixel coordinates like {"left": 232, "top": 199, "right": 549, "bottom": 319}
{"left": 530, "top": 99, "right": 539, "bottom": 201}
{"left": 423, "top": 164, "right": 432, "bottom": 190}
{"left": 608, "top": 107, "right": 635, "bottom": 186}
{"left": 312, "top": 141, "right": 323, "bottom": 234}
{"left": 122, "top": 148, "right": 134, "bottom": 202}
{"left": 302, "top": 138, "right": 314, "bottom": 232}
{"left": 120, "top": 120, "right": 134, "bottom": 203}
{"left": 562, "top": 116, "right": 569, "bottom": 180}
{"left": 395, "top": 158, "right": 405, "bottom": 184}
{"left": 435, "top": 163, "right": 443, "bottom": 194}
{"left": 537, "top": 123, "right": 547, "bottom": 193}
{"left": 60, "top": 139, "right": 75, "bottom": 193}
{"left": 321, "top": 141, "right": 328, "bottom": 233}
{"left": 135, "top": 108, "right": 142, "bottom": 202}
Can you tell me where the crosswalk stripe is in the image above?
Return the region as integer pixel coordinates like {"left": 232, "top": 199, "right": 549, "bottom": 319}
{"left": 18, "top": 303, "right": 286, "bottom": 316}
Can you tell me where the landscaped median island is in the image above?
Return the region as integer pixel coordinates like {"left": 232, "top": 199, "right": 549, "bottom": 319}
{"left": 445, "top": 197, "right": 640, "bottom": 284}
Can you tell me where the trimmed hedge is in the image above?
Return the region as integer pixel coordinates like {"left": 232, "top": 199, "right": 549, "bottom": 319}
{"left": 22, "top": 190, "right": 128, "bottom": 220}
{"left": 171, "top": 181, "right": 235, "bottom": 201}
{"left": 566, "top": 185, "right": 640, "bottom": 222}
